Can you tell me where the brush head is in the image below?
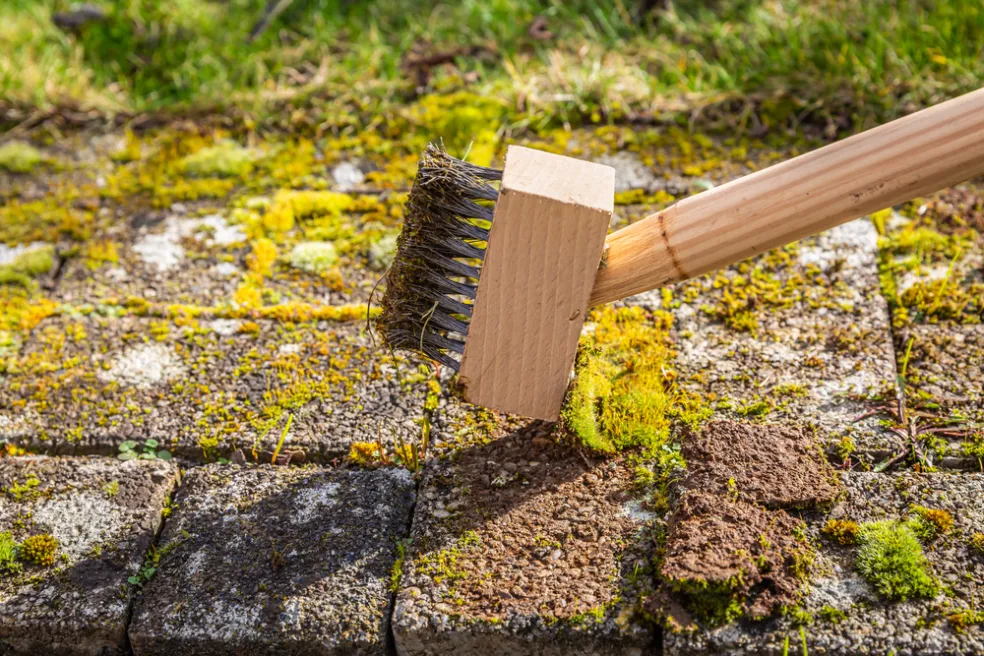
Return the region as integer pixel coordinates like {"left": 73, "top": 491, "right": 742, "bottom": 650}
{"left": 377, "top": 144, "right": 502, "bottom": 370}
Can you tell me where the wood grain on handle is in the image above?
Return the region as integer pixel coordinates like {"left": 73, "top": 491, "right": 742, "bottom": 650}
{"left": 589, "top": 87, "right": 984, "bottom": 307}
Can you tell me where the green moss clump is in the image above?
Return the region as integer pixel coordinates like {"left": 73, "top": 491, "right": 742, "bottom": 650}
{"left": 948, "top": 608, "right": 984, "bottom": 633}
{"left": 822, "top": 519, "right": 859, "bottom": 545}
{"left": 0, "top": 142, "right": 43, "bottom": 173}
{"left": 20, "top": 534, "right": 58, "bottom": 567}
{"left": 0, "top": 245, "right": 55, "bottom": 288}
{"left": 854, "top": 519, "right": 938, "bottom": 601}
{"left": 288, "top": 241, "right": 338, "bottom": 274}
{"left": 0, "top": 531, "right": 22, "bottom": 575}
{"left": 180, "top": 140, "right": 256, "bottom": 177}
{"left": 670, "top": 578, "right": 746, "bottom": 627}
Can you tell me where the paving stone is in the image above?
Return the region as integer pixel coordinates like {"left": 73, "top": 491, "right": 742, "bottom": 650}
{"left": 129, "top": 463, "right": 415, "bottom": 656}
{"left": 663, "top": 471, "right": 984, "bottom": 656}
{"left": 0, "top": 315, "right": 431, "bottom": 461}
{"left": 55, "top": 203, "right": 393, "bottom": 308}
{"left": 393, "top": 419, "right": 656, "bottom": 656}
{"left": 0, "top": 455, "right": 176, "bottom": 655}
{"left": 626, "top": 219, "right": 901, "bottom": 463}
{"left": 899, "top": 323, "right": 984, "bottom": 468}
{"left": 597, "top": 152, "right": 658, "bottom": 192}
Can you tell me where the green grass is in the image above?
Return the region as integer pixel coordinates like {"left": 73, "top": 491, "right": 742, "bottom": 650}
{"left": 1, "top": 1, "right": 983, "bottom": 131}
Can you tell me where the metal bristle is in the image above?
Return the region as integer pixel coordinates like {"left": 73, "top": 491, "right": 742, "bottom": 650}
{"left": 376, "top": 143, "right": 502, "bottom": 371}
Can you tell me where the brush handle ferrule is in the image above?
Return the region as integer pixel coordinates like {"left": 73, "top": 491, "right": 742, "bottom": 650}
{"left": 589, "top": 86, "right": 984, "bottom": 307}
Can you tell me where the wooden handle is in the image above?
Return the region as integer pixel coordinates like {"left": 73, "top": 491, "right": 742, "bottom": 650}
{"left": 589, "top": 87, "right": 984, "bottom": 306}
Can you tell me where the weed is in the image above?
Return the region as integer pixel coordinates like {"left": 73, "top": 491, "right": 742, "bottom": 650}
{"left": 118, "top": 439, "right": 172, "bottom": 461}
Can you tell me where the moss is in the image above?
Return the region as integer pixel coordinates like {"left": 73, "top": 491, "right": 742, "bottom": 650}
{"left": 947, "top": 608, "right": 984, "bottom": 633}
{"left": 822, "top": 519, "right": 859, "bottom": 545}
{"left": 288, "top": 241, "right": 338, "bottom": 274}
{"left": 390, "top": 539, "right": 408, "bottom": 592}
{"left": 909, "top": 505, "right": 953, "bottom": 540}
{"left": 0, "top": 531, "right": 22, "bottom": 575}
{"left": 854, "top": 519, "right": 938, "bottom": 601}
{"left": 349, "top": 441, "right": 383, "bottom": 467}
{"left": 0, "top": 142, "right": 44, "bottom": 173}
{"left": 179, "top": 140, "right": 256, "bottom": 177}
{"left": 561, "top": 305, "right": 708, "bottom": 455}
{"left": 20, "top": 534, "right": 58, "bottom": 567}
{"left": 368, "top": 232, "right": 398, "bottom": 271}
{"left": 0, "top": 245, "right": 55, "bottom": 289}
{"left": 83, "top": 240, "right": 119, "bottom": 270}
{"left": 670, "top": 578, "right": 746, "bottom": 627}
{"left": 968, "top": 532, "right": 984, "bottom": 554}
{"left": 819, "top": 605, "right": 847, "bottom": 624}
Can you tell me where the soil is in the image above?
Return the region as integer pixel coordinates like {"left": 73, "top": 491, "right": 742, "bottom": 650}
{"left": 653, "top": 420, "right": 843, "bottom": 628}
{"left": 680, "top": 420, "right": 842, "bottom": 509}
{"left": 660, "top": 490, "right": 809, "bottom": 620}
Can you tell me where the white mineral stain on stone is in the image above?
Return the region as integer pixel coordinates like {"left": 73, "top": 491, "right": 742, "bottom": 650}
{"left": 98, "top": 343, "right": 186, "bottom": 388}
{"left": 291, "top": 483, "right": 340, "bottom": 525}
{"left": 277, "top": 343, "right": 302, "bottom": 356}
{"left": 32, "top": 491, "right": 125, "bottom": 561}
{"left": 597, "top": 152, "right": 655, "bottom": 192}
{"left": 184, "top": 550, "right": 206, "bottom": 577}
{"left": 133, "top": 220, "right": 187, "bottom": 273}
{"left": 331, "top": 161, "right": 365, "bottom": 191}
{"left": 278, "top": 597, "right": 303, "bottom": 631}
{"left": 134, "top": 214, "right": 245, "bottom": 272}
{"left": 211, "top": 262, "right": 240, "bottom": 277}
{"left": 208, "top": 319, "right": 242, "bottom": 336}
{"left": 195, "top": 214, "right": 247, "bottom": 246}
{"left": 896, "top": 264, "right": 951, "bottom": 295}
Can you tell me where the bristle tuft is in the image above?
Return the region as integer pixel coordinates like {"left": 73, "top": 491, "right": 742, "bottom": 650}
{"left": 376, "top": 143, "right": 501, "bottom": 370}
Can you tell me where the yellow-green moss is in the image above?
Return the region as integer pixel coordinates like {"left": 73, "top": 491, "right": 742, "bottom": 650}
{"left": 0, "top": 531, "right": 21, "bottom": 575}
{"left": 288, "top": 241, "right": 338, "bottom": 274}
{"left": 180, "top": 140, "right": 257, "bottom": 177}
{"left": 909, "top": 505, "right": 953, "bottom": 540}
{"left": 0, "top": 245, "right": 55, "bottom": 289}
{"left": 20, "top": 534, "right": 58, "bottom": 567}
{"left": 822, "top": 519, "right": 860, "bottom": 545}
{"left": 854, "top": 519, "right": 938, "bottom": 601}
{"left": 0, "top": 142, "right": 44, "bottom": 173}
{"left": 561, "top": 305, "right": 708, "bottom": 455}
{"left": 968, "top": 532, "right": 984, "bottom": 554}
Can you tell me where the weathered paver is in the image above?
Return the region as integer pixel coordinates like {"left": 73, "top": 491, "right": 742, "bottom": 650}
{"left": 393, "top": 419, "right": 656, "bottom": 656}
{"left": 0, "top": 455, "right": 176, "bottom": 655}
{"left": 129, "top": 463, "right": 415, "bottom": 655}
{"left": 627, "top": 219, "right": 901, "bottom": 463}
{"left": 0, "top": 315, "right": 430, "bottom": 460}
{"left": 663, "top": 471, "right": 984, "bottom": 656}
{"left": 55, "top": 202, "right": 396, "bottom": 309}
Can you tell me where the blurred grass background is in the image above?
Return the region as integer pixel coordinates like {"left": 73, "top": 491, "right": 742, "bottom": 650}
{"left": 1, "top": 0, "right": 983, "bottom": 133}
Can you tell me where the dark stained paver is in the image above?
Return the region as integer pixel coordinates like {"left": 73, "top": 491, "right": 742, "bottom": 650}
{"left": 663, "top": 472, "right": 984, "bottom": 656}
{"left": 393, "top": 419, "right": 656, "bottom": 656}
{"left": 129, "top": 464, "right": 415, "bottom": 655}
{"left": 0, "top": 456, "right": 176, "bottom": 655}
{"left": 0, "top": 315, "right": 431, "bottom": 461}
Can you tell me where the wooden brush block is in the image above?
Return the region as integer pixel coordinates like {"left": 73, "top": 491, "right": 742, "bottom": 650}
{"left": 459, "top": 146, "right": 615, "bottom": 421}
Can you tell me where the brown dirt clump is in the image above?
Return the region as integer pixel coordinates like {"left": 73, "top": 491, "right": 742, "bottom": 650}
{"left": 680, "top": 420, "right": 842, "bottom": 509}
{"left": 659, "top": 490, "right": 813, "bottom": 624}
{"left": 652, "top": 420, "right": 840, "bottom": 630}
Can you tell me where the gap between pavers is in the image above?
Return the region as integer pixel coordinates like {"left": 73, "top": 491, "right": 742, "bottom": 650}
{"left": 128, "top": 463, "right": 415, "bottom": 656}
{"left": 0, "top": 455, "right": 176, "bottom": 656}
{"left": 0, "top": 315, "right": 430, "bottom": 462}
{"left": 898, "top": 323, "right": 984, "bottom": 470}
